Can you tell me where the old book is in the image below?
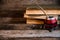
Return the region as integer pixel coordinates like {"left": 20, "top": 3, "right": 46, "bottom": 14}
{"left": 24, "top": 14, "right": 58, "bottom": 19}
{"left": 26, "top": 9, "right": 60, "bottom": 15}
{"left": 24, "top": 14, "right": 46, "bottom": 19}
{"left": 26, "top": 19, "right": 44, "bottom": 24}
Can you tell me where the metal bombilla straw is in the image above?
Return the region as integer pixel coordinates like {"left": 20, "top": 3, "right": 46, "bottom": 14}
{"left": 35, "top": 0, "right": 48, "bottom": 18}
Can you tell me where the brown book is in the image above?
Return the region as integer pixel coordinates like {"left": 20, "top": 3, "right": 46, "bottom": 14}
{"left": 24, "top": 14, "right": 58, "bottom": 20}
{"left": 26, "top": 9, "right": 60, "bottom": 15}
{"left": 24, "top": 14, "right": 46, "bottom": 19}
{"left": 26, "top": 19, "right": 44, "bottom": 24}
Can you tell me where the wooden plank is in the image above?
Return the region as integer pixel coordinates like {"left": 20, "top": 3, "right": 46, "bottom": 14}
{"left": 26, "top": 19, "right": 44, "bottom": 24}
{"left": 24, "top": 14, "right": 46, "bottom": 19}
{"left": 0, "top": 37, "right": 59, "bottom": 40}
{"left": 0, "top": 24, "right": 32, "bottom": 30}
{"left": 0, "top": 17, "right": 26, "bottom": 24}
{"left": 0, "top": 10, "right": 25, "bottom": 17}
{"left": 26, "top": 10, "right": 60, "bottom": 15}
{"left": 0, "top": 24, "right": 60, "bottom": 30}
{"left": 24, "top": 14, "right": 58, "bottom": 19}
{"left": 1, "top": 0, "right": 60, "bottom": 10}
{"left": 0, "top": 30, "right": 60, "bottom": 38}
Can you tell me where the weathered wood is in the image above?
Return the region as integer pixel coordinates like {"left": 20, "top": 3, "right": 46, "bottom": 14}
{"left": 0, "top": 18, "right": 26, "bottom": 24}
{"left": 0, "top": 24, "right": 31, "bottom": 30}
{"left": 26, "top": 19, "right": 44, "bottom": 24}
{"left": 26, "top": 10, "right": 60, "bottom": 15}
{"left": 24, "top": 14, "right": 58, "bottom": 19}
{"left": 0, "top": 30, "right": 60, "bottom": 38}
{"left": 0, "top": 37, "right": 59, "bottom": 40}
{"left": 9, "top": 18, "right": 26, "bottom": 24}
{"left": 24, "top": 14, "right": 46, "bottom": 19}
{"left": 0, "top": 24, "right": 60, "bottom": 30}
{"left": 0, "top": 10, "right": 25, "bottom": 17}
{"left": 0, "top": 0, "right": 60, "bottom": 10}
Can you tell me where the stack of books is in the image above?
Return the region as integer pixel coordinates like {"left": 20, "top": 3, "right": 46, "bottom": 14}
{"left": 24, "top": 9, "right": 59, "bottom": 24}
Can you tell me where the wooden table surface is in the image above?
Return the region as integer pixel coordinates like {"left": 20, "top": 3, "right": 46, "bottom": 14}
{"left": 0, "top": 24, "right": 60, "bottom": 38}
{"left": 0, "top": 30, "right": 60, "bottom": 38}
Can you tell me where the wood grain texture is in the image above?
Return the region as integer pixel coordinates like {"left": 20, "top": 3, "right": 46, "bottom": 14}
{"left": 0, "top": 0, "right": 60, "bottom": 10}
{"left": 24, "top": 14, "right": 46, "bottom": 19}
{"left": 26, "top": 10, "right": 60, "bottom": 15}
{"left": 24, "top": 14, "right": 58, "bottom": 19}
{"left": 0, "top": 30, "right": 60, "bottom": 38}
{"left": 26, "top": 19, "right": 44, "bottom": 24}
{"left": 0, "top": 37, "right": 59, "bottom": 40}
